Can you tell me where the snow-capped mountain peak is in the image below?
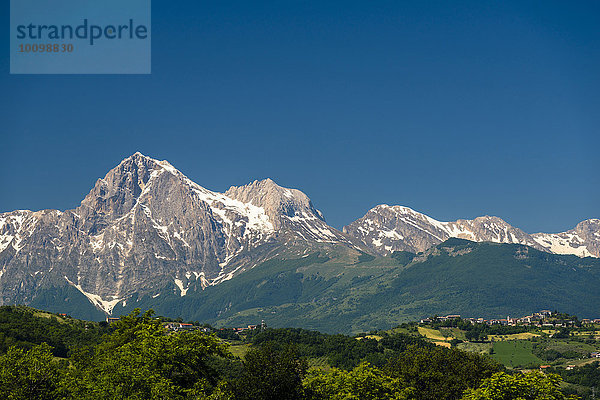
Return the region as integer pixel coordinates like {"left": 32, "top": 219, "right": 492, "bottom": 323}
{"left": 344, "top": 205, "right": 598, "bottom": 257}
{"left": 0, "top": 153, "right": 353, "bottom": 314}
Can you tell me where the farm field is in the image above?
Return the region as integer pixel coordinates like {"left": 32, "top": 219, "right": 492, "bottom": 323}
{"left": 488, "top": 332, "right": 540, "bottom": 341}
{"left": 440, "top": 327, "right": 467, "bottom": 340}
{"left": 363, "top": 334, "right": 383, "bottom": 341}
{"left": 542, "top": 338, "right": 597, "bottom": 358}
{"left": 491, "top": 340, "right": 542, "bottom": 368}
{"left": 417, "top": 327, "right": 448, "bottom": 342}
{"left": 228, "top": 343, "right": 251, "bottom": 358}
{"left": 457, "top": 341, "right": 493, "bottom": 354}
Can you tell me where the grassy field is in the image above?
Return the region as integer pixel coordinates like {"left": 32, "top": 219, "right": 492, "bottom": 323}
{"left": 543, "top": 338, "right": 597, "bottom": 358}
{"left": 439, "top": 327, "right": 466, "bottom": 340}
{"left": 491, "top": 341, "right": 542, "bottom": 368}
{"left": 457, "top": 341, "right": 493, "bottom": 354}
{"left": 386, "top": 326, "right": 415, "bottom": 335}
{"left": 408, "top": 321, "right": 600, "bottom": 371}
{"left": 228, "top": 343, "right": 251, "bottom": 358}
{"left": 418, "top": 327, "right": 448, "bottom": 342}
{"left": 573, "top": 330, "right": 600, "bottom": 337}
{"left": 557, "top": 358, "right": 599, "bottom": 368}
{"left": 488, "top": 332, "right": 540, "bottom": 341}
{"left": 33, "top": 311, "right": 67, "bottom": 323}
{"left": 356, "top": 334, "right": 383, "bottom": 341}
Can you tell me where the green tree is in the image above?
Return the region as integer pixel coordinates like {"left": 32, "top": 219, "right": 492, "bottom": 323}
{"left": 465, "top": 330, "right": 487, "bottom": 342}
{"left": 232, "top": 343, "right": 308, "bottom": 400}
{"left": 461, "top": 371, "right": 579, "bottom": 400}
{"left": 304, "top": 361, "right": 414, "bottom": 400}
{"left": 67, "top": 309, "right": 230, "bottom": 399}
{"left": 0, "top": 343, "right": 64, "bottom": 400}
{"left": 385, "top": 345, "right": 502, "bottom": 400}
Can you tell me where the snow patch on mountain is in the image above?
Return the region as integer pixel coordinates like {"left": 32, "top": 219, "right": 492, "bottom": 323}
{"left": 64, "top": 276, "right": 124, "bottom": 314}
{"left": 532, "top": 234, "right": 593, "bottom": 257}
{"left": 173, "top": 278, "right": 188, "bottom": 296}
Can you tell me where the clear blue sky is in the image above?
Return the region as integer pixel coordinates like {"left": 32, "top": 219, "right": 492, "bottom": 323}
{"left": 1, "top": 1, "right": 598, "bottom": 233}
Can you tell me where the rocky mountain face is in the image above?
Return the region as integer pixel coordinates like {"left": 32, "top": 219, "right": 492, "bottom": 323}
{"left": 344, "top": 204, "right": 600, "bottom": 257}
{"left": 0, "top": 153, "right": 355, "bottom": 314}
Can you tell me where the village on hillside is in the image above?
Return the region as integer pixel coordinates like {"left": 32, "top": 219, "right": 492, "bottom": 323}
{"left": 106, "top": 316, "right": 267, "bottom": 334}
{"left": 420, "top": 310, "right": 600, "bottom": 328}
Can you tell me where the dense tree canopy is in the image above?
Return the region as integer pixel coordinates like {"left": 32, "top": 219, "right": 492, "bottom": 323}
{"left": 304, "top": 362, "right": 414, "bottom": 400}
{"left": 385, "top": 345, "right": 503, "bottom": 400}
{"left": 232, "top": 343, "right": 308, "bottom": 400}
{"left": 0, "top": 305, "right": 110, "bottom": 357}
{"left": 0, "top": 343, "right": 64, "bottom": 400}
{"left": 66, "top": 309, "right": 230, "bottom": 399}
{"left": 251, "top": 328, "right": 432, "bottom": 369}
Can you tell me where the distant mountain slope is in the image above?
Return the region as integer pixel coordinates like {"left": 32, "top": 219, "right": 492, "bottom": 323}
{"left": 0, "top": 152, "right": 359, "bottom": 315}
{"left": 121, "top": 238, "right": 600, "bottom": 334}
{"left": 344, "top": 205, "right": 599, "bottom": 257}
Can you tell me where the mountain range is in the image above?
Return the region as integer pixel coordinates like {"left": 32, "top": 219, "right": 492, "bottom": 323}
{"left": 344, "top": 204, "right": 599, "bottom": 257}
{"left": 0, "top": 152, "right": 598, "bottom": 330}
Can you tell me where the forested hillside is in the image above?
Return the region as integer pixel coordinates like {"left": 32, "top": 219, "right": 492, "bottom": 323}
{"left": 0, "top": 307, "right": 583, "bottom": 399}
{"left": 127, "top": 239, "right": 600, "bottom": 333}
{"left": 0, "top": 305, "right": 111, "bottom": 357}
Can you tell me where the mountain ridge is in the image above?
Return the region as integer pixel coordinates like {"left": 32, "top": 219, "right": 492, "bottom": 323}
{"left": 344, "top": 204, "right": 599, "bottom": 257}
